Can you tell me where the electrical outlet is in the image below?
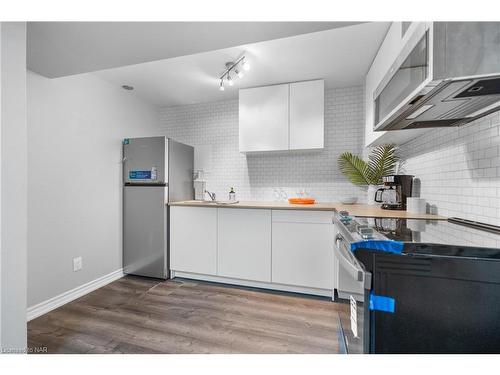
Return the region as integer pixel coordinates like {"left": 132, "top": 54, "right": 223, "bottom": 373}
{"left": 73, "top": 257, "right": 82, "bottom": 272}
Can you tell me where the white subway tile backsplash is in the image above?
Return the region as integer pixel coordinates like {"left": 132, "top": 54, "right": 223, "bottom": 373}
{"left": 159, "top": 86, "right": 367, "bottom": 203}
{"left": 400, "top": 112, "right": 500, "bottom": 226}
{"left": 159, "top": 84, "right": 499, "bottom": 227}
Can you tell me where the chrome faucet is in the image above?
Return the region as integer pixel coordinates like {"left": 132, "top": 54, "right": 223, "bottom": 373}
{"left": 205, "top": 190, "right": 216, "bottom": 201}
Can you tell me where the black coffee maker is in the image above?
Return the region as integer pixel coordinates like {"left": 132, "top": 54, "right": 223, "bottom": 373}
{"left": 375, "top": 175, "right": 414, "bottom": 210}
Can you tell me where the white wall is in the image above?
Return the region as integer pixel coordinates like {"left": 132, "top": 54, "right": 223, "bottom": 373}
{"left": 1, "top": 22, "right": 28, "bottom": 352}
{"left": 159, "top": 86, "right": 366, "bottom": 202}
{"left": 27, "top": 71, "right": 161, "bottom": 308}
{"left": 400, "top": 111, "right": 500, "bottom": 227}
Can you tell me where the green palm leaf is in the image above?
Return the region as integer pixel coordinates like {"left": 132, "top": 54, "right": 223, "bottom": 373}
{"left": 338, "top": 152, "right": 372, "bottom": 185}
{"left": 338, "top": 144, "right": 399, "bottom": 186}
{"left": 368, "top": 144, "right": 398, "bottom": 184}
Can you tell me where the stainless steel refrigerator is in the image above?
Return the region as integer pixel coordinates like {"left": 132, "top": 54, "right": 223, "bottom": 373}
{"left": 123, "top": 136, "right": 193, "bottom": 279}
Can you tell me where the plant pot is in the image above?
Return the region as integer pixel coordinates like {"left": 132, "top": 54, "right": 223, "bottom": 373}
{"left": 367, "top": 185, "right": 381, "bottom": 205}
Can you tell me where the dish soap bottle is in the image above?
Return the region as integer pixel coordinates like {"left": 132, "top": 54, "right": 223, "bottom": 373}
{"left": 229, "top": 187, "right": 236, "bottom": 202}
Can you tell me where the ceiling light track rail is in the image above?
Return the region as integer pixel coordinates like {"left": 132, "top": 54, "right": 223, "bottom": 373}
{"left": 219, "top": 55, "right": 250, "bottom": 91}
{"left": 220, "top": 55, "right": 246, "bottom": 81}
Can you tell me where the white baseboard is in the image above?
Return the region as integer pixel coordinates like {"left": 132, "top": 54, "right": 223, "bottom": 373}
{"left": 27, "top": 268, "right": 124, "bottom": 321}
{"left": 172, "top": 270, "right": 333, "bottom": 298}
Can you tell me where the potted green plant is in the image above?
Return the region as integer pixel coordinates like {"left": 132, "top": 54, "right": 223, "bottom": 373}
{"left": 338, "top": 144, "right": 399, "bottom": 205}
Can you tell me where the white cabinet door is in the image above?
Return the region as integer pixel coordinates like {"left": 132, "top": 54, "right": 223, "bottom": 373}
{"left": 218, "top": 208, "right": 271, "bottom": 282}
{"left": 289, "top": 80, "right": 324, "bottom": 150}
{"left": 170, "top": 206, "right": 217, "bottom": 275}
{"left": 239, "top": 84, "right": 289, "bottom": 152}
{"left": 272, "top": 221, "right": 334, "bottom": 290}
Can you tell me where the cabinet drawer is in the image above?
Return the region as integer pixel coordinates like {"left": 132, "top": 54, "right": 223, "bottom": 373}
{"left": 272, "top": 209, "right": 334, "bottom": 224}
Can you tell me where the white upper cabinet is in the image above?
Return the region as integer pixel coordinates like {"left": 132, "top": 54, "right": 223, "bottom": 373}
{"left": 365, "top": 22, "right": 428, "bottom": 147}
{"left": 239, "top": 84, "right": 289, "bottom": 152}
{"left": 289, "top": 80, "right": 324, "bottom": 150}
{"left": 239, "top": 79, "right": 324, "bottom": 152}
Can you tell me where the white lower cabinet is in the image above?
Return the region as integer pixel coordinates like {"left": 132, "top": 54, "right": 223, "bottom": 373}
{"left": 272, "top": 210, "right": 334, "bottom": 290}
{"left": 217, "top": 208, "right": 271, "bottom": 282}
{"left": 169, "top": 206, "right": 334, "bottom": 296}
{"left": 170, "top": 206, "right": 217, "bottom": 275}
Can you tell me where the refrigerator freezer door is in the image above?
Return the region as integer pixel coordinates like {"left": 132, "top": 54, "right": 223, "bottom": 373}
{"left": 124, "top": 186, "right": 167, "bottom": 279}
{"left": 123, "top": 137, "right": 167, "bottom": 184}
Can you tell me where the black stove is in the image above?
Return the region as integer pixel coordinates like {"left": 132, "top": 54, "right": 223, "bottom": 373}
{"left": 334, "top": 211, "right": 500, "bottom": 354}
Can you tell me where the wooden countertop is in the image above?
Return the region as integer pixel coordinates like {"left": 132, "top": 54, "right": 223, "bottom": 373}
{"left": 168, "top": 200, "right": 446, "bottom": 220}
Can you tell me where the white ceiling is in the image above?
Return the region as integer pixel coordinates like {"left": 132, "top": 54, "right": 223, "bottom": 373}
{"left": 93, "top": 22, "right": 390, "bottom": 107}
{"left": 27, "top": 22, "right": 362, "bottom": 78}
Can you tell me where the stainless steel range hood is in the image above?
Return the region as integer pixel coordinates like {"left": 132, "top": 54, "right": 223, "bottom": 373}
{"left": 374, "top": 22, "right": 500, "bottom": 131}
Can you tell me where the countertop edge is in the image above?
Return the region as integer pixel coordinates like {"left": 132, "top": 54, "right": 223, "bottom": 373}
{"left": 168, "top": 201, "right": 447, "bottom": 220}
{"left": 169, "top": 203, "right": 336, "bottom": 211}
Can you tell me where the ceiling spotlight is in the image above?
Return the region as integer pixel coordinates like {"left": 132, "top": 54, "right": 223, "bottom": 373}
{"left": 218, "top": 55, "right": 249, "bottom": 91}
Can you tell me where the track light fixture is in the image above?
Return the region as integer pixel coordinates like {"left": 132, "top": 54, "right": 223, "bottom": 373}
{"left": 218, "top": 56, "right": 249, "bottom": 91}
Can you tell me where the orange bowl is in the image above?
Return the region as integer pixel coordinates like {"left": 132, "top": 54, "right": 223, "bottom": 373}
{"left": 288, "top": 197, "right": 316, "bottom": 205}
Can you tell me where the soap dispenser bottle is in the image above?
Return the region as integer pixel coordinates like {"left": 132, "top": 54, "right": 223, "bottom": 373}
{"left": 229, "top": 187, "right": 236, "bottom": 202}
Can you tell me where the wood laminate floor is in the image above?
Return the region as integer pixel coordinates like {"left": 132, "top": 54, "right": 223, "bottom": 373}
{"left": 28, "top": 276, "right": 342, "bottom": 354}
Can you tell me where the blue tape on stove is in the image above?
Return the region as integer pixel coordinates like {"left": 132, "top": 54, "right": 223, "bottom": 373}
{"left": 350, "top": 240, "right": 404, "bottom": 254}
{"left": 370, "top": 292, "right": 395, "bottom": 313}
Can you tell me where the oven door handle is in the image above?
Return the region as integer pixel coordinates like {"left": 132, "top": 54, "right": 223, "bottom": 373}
{"left": 335, "top": 234, "right": 364, "bottom": 283}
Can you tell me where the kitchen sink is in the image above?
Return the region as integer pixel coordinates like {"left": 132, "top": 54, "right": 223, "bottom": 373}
{"left": 197, "top": 200, "right": 239, "bottom": 205}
